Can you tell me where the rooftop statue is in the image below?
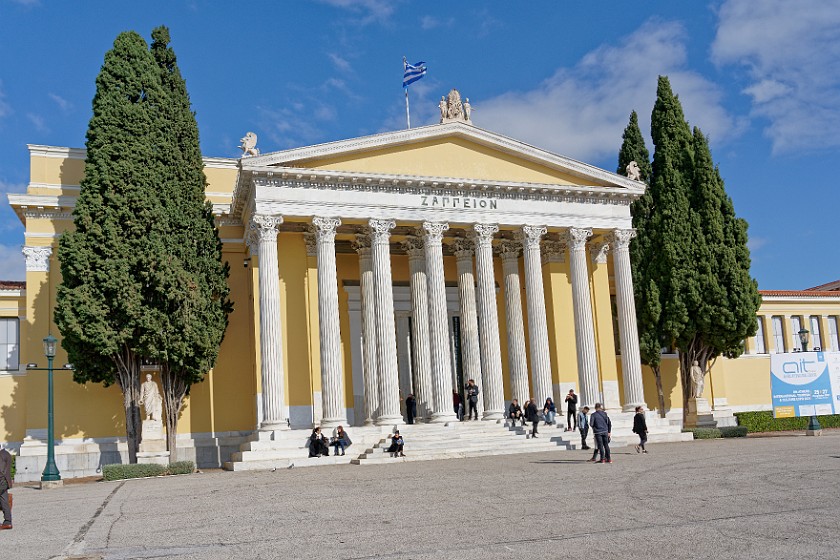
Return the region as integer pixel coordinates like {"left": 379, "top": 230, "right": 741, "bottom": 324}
{"left": 239, "top": 132, "right": 260, "bottom": 158}
{"left": 440, "top": 89, "right": 472, "bottom": 124}
{"left": 625, "top": 161, "right": 642, "bottom": 182}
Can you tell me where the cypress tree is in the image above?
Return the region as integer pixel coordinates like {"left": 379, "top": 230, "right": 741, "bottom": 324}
{"left": 617, "top": 110, "right": 652, "bottom": 182}
{"left": 55, "top": 31, "right": 168, "bottom": 463}
{"left": 148, "top": 26, "right": 232, "bottom": 461}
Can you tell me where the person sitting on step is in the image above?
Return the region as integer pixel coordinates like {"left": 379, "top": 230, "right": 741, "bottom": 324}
{"left": 543, "top": 397, "right": 557, "bottom": 426}
{"left": 508, "top": 399, "right": 525, "bottom": 427}
{"left": 386, "top": 430, "right": 405, "bottom": 458}
{"left": 308, "top": 427, "right": 330, "bottom": 458}
{"left": 331, "top": 425, "right": 352, "bottom": 456}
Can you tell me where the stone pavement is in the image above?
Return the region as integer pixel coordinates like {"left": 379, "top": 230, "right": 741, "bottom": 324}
{"left": 3, "top": 433, "right": 840, "bottom": 560}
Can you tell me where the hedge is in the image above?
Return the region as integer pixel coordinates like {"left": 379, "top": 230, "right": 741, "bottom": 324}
{"left": 683, "top": 426, "right": 748, "bottom": 439}
{"left": 102, "top": 461, "right": 195, "bottom": 481}
{"left": 735, "top": 411, "right": 840, "bottom": 432}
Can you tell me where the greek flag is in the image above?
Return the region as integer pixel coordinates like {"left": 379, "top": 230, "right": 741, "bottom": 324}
{"left": 403, "top": 58, "right": 427, "bottom": 88}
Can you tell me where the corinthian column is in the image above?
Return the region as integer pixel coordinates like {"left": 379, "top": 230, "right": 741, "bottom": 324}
{"left": 498, "top": 240, "right": 530, "bottom": 404}
{"left": 608, "top": 229, "right": 647, "bottom": 411}
{"left": 451, "top": 238, "right": 483, "bottom": 418}
{"left": 566, "top": 227, "right": 601, "bottom": 408}
{"left": 422, "top": 222, "right": 458, "bottom": 423}
{"left": 519, "top": 225, "right": 553, "bottom": 405}
{"left": 402, "top": 235, "right": 433, "bottom": 422}
{"left": 312, "top": 217, "right": 346, "bottom": 428}
{"left": 369, "top": 218, "right": 403, "bottom": 426}
{"left": 353, "top": 233, "right": 379, "bottom": 425}
{"left": 249, "top": 214, "right": 289, "bottom": 431}
{"left": 472, "top": 224, "right": 505, "bottom": 420}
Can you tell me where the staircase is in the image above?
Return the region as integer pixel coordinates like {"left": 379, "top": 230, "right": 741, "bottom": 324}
{"left": 538, "top": 410, "right": 694, "bottom": 446}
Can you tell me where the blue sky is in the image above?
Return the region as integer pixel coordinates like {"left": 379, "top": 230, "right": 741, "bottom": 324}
{"left": 0, "top": 0, "right": 838, "bottom": 289}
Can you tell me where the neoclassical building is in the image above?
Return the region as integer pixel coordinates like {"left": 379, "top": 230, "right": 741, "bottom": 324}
{"left": 2, "top": 101, "right": 839, "bottom": 476}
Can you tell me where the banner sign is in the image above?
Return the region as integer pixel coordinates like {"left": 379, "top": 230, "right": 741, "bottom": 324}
{"left": 770, "top": 352, "right": 840, "bottom": 418}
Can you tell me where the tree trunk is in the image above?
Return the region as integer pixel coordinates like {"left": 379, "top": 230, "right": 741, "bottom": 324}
{"left": 113, "top": 346, "right": 142, "bottom": 464}
{"left": 160, "top": 363, "right": 189, "bottom": 465}
{"left": 652, "top": 364, "right": 666, "bottom": 418}
{"left": 678, "top": 335, "right": 713, "bottom": 426}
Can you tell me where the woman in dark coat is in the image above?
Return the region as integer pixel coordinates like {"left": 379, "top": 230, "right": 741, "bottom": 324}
{"left": 632, "top": 406, "right": 648, "bottom": 454}
{"left": 308, "top": 427, "right": 329, "bottom": 458}
{"left": 386, "top": 430, "right": 405, "bottom": 458}
{"left": 525, "top": 398, "right": 539, "bottom": 438}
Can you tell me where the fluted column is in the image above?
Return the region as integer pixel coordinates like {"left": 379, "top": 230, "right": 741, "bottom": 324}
{"left": 312, "top": 217, "right": 346, "bottom": 428}
{"left": 402, "top": 235, "right": 433, "bottom": 422}
{"left": 353, "top": 233, "right": 379, "bottom": 425}
{"left": 249, "top": 215, "right": 289, "bottom": 431}
{"left": 422, "top": 222, "right": 458, "bottom": 423}
{"left": 498, "top": 240, "right": 530, "bottom": 404}
{"left": 369, "top": 219, "right": 403, "bottom": 425}
{"left": 519, "top": 225, "right": 553, "bottom": 405}
{"left": 608, "top": 229, "right": 647, "bottom": 411}
{"left": 566, "top": 227, "right": 601, "bottom": 408}
{"left": 472, "top": 224, "right": 505, "bottom": 420}
{"left": 451, "top": 238, "right": 483, "bottom": 418}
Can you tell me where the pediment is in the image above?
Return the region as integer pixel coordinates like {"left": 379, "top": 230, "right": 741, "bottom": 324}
{"left": 247, "top": 122, "right": 641, "bottom": 191}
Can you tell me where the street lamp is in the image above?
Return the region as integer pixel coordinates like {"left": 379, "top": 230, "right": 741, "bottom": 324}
{"left": 41, "top": 334, "right": 61, "bottom": 483}
{"left": 798, "top": 329, "right": 822, "bottom": 433}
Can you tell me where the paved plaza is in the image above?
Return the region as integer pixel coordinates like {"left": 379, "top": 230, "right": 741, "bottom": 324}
{"left": 4, "top": 434, "right": 840, "bottom": 559}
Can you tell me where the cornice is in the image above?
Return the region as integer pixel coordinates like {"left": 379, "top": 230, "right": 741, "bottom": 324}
{"left": 26, "top": 145, "right": 239, "bottom": 170}
{"left": 8, "top": 193, "right": 76, "bottom": 222}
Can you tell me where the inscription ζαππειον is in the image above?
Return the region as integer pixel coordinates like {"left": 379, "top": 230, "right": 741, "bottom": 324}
{"left": 420, "top": 195, "right": 498, "bottom": 209}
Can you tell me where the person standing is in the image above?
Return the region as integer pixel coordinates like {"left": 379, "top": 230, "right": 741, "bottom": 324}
{"left": 465, "top": 379, "right": 480, "bottom": 421}
{"left": 543, "top": 397, "right": 556, "bottom": 425}
{"left": 633, "top": 406, "right": 649, "bottom": 454}
{"left": 0, "top": 446, "right": 12, "bottom": 530}
{"left": 564, "top": 389, "right": 578, "bottom": 431}
{"left": 587, "top": 403, "right": 612, "bottom": 463}
{"left": 577, "top": 406, "right": 591, "bottom": 450}
{"left": 405, "top": 394, "right": 417, "bottom": 425}
{"left": 525, "top": 398, "right": 539, "bottom": 438}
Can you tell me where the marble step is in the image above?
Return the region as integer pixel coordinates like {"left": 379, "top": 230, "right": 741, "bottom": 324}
{"left": 224, "top": 454, "right": 354, "bottom": 471}
{"left": 352, "top": 443, "right": 570, "bottom": 465}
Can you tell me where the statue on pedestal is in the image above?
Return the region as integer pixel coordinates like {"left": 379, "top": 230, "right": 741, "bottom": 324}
{"left": 625, "top": 161, "right": 642, "bottom": 182}
{"left": 439, "top": 89, "right": 473, "bottom": 124}
{"left": 140, "top": 373, "right": 163, "bottom": 422}
{"left": 238, "top": 132, "right": 260, "bottom": 158}
{"left": 690, "top": 361, "right": 705, "bottom": 399}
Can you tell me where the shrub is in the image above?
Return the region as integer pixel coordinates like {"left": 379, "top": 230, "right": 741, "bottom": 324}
{"left": 735, "top": 411, "right": 840, "bottom": 432}
{"left": 102, "top": 460, "right": 196, "bottom": 481}
{"left": 720, "top": 426, "right": 748, "bottom": 438}
{"left": 684, "top": 428, "right": 721, "bottom": 439}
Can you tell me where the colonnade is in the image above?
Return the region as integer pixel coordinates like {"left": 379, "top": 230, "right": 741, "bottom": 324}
{"left": 248, "top": 215, "right": 647, "bottom": 430}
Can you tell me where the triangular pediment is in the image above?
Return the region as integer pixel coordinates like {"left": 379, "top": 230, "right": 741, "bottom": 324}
{"left": 247, "top": 122, "right": 641, "bottom": 191}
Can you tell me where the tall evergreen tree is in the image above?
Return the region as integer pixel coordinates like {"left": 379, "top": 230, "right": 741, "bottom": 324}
{"left": 617, "top": 111, "right": 668, "bottom": 416}
{"left": 55, "top": 31, "right": 168, "bottom": 463}
{"left": 148, "top": 26, "right": 232, "bottom": 460}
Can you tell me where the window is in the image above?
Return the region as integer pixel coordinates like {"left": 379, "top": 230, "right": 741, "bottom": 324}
{"left": 828, "top": 317, "right": 840, "bottom": 352}
{"left": 0, "top": 318, "right": 19, "bottom": 371}
{"left": 771, "top": 316, "right": 785, "bottom": 353}
{"left": 810, "top": 316, "right": 823, "bottom": 350}
{"left": 754, "top": 316, "right": 766, "bottom": 354}
{"left": 790, "top": 316, "right": 803, "bottom": 351}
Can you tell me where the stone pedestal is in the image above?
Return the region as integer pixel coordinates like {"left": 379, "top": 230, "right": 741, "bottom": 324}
{"left": 138, "top": 420, "right": 170, "bottom": 465}
{"left": 684, "top": 398, "right": 717, "bottom": 429}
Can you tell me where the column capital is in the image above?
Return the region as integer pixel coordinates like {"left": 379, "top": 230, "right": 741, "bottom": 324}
{"left": 518, "top": 225, "right": 547, "bottom": 249}
{"left": 401, "top": 235, "right": 425, "bottom": 258}
{"left": 607, "top": 228, "right": 637, "bottom": 250}
{"left": 422, "top": 221, "right": 449, "bottom": 243}
{"left": 472, "top": 223, "right": 499, "bottom": 246}
{"left": 565, "top": 227, "right": 592, "bottom": 251}
{"left": 449, "top": 237, "right": 474, "bottom": 260}
{"left": 352, "top": 230, "right": 372, "bottom": 254}
{"left": 312, "top": 216, "right": 341, "bottom": 240}
{"left": 23, "top": 246, "right": 53, "bottom": 272}
{"left": 368, "top": 218, "right": 396, "bottom": 240}
{"left": 496, "top": 239, "right": 521, "bottom": 262}
{"left": 541, "top": 240, "right": 567, "bottom": 264}
{"left": 249, "top": 214, "right": 283, "bottom": 243}
{"left": 590, "top": 241, "right": 610, "bottom": 264}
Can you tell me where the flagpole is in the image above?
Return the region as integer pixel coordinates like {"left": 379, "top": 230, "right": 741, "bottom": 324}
{"left": 405, "top": 88, "right": 411, "bottom": 129}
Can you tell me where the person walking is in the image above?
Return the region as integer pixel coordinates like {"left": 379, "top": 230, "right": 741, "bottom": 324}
{"left": 465, "top": 379, "right": 480, "bottom": 421}
{"left": 587, "top": 403, "right": 612, "bottom": 463}
{"left": 577, "top": 406, "right": 591, "bottom": 450}
{"left": 543, "top": 397, "right": 556, "bottom": 425}
{"left": 633, "top": 406, "right": 649, "bottom": 454}
{"left": 525, "top": 398, "right": 539, "bottom": 438}
{"left": 0, "top": 446, "right": 13, "bottom": 530}
{"left": 405, "top": 394, "right": 417, "bottom": 425}
{"left": 564, "top": 389, "right": 578, "bottom": 431}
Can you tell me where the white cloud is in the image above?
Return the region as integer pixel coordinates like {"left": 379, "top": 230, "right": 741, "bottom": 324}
{"left": 420, "top": 15, "right": 454, "bottom": 30}
{"left": 0, "top": 244, "right": 25, "bottom": 281}
{"left": 712, "top": 0, "right": 840, "bottom": 154}
{"left": 474, "top": 20, "right": 742, "bottom": 163}
{"left": 27, "top": 113, "right": 49, "bottom": 133}
{"left": 747, "top": 236, "right": 767, "bottom": 252}
{"left": 48, "top": 93, "right": 72, "bottom": 112}
{"left": 317, "top": 0, "right": 397, "bottom": 25}
{"left": 0, "top": 180, "right": 25, "bottom": 195}
{"left": 328, "top": 53, "right": 352, "bottom": 73}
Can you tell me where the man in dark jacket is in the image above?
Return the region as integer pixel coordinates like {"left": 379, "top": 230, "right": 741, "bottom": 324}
{"left": 508, "top": 399, "right": 525, "bottom": 427}
{"left": 0, "top": 446, "right": 12, "bottom": 529}
{"left": 465, "top": 379, "right": 480, "bottom": 420}
{"left": 525, "top": 398, "right": 539, "bottom": 438}
{"left": 587, "top": 403, "right": 612, "bottom": 463}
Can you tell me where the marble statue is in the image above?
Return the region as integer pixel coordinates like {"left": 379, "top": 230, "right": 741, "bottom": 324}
{"left": 690, "top": 361, "right": 705, "bottom": 399}
{"left": 438, "top": 96, "right": 447, "bottom": 122}
{"left": 446, "top": 89, "right": 464, "bottom": 120}
{"left": 463, "top": 98, "right": 472, "bottom": 121}
{"left": 625, "top": 161, "right": 642, "bottom": 182}
{"left": 140, "top": 373, "right": 163, "bottom": 422}
{"left": 239, "top": 132, "right": 260, "bottom": 157}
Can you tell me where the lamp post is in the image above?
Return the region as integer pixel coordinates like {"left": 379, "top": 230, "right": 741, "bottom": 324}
{"left": 41, "top": 334, "right": 61, "bottom": 483}
{"left": 799, "top": 329, "right": 822, "bottom": 434}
